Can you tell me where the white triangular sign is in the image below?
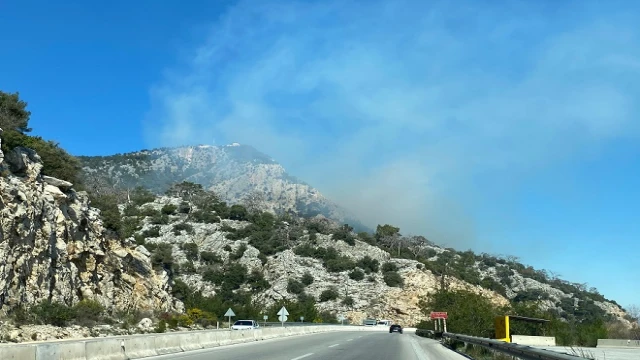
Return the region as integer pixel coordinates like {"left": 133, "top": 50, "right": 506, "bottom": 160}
{"left": 224, "top": 308, "right": 235, "bottom": 317}
{"left": 277, "top": 306, "right": 289, "bottom": 316}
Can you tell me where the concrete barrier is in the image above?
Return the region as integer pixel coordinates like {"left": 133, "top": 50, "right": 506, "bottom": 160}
{"left": 84, "top": 339, "right": 126, "bottom": 360}
{"left": 511, "top": 335, "right": 556, "bottom": 346}
{"left": 0, "top": 324, "right": 379, "bottom": 359}
{"left": 0, "top": 345, "right": 37, "bottom": 360}
{"left": 36, "top": 341, "right": 86, "bottom": 360}
{"left": 197, "top": 332, "right": 219, "bottom": 348}
{"left": 597, "top": 338, "right": 640, "bottom": 348}
{"left": 123, "top": 336, "right": 158, "bottom": 358}
{"left": 153, "top": 333, "right": 182, "bottom": 355}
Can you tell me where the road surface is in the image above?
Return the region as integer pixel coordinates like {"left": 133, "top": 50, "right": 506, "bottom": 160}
{"left": 145, "top": 330, "right": 468, "bottom": 360}
{"left": 534, "top": 345, "right": 640, "bottom": 360}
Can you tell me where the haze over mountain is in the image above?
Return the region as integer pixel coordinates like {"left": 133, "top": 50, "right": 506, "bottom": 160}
{"left": 2, "top": 0, "right": 639, "bottom": 309}
{"left": 79, "top": 143, "right": 372, "bottom": 232}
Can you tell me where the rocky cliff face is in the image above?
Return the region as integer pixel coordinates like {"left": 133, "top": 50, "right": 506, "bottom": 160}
{"left": 78, "top": 144, "right": 370, "bottom": 232}
{"left": 0, "top": 132, "right": 182, "bottom": 316}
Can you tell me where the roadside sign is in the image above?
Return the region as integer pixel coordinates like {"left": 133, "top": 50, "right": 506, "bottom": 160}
{"left": 277, "top": 306, "right": 289, "bottom": 316}
{"left": 224, "top": 308, "right": 235, "bottom": 329}
{"left": 430, "top": 311, "right": 448, "bottom": 319}
{"left": 277, "top": 306, "right": 289, "bottom": 326}
{"left": 300, "top": 316, "right": 304, "bottom": 322}
{"left": 263, "top": 315, "right": 268, "bottom": 320}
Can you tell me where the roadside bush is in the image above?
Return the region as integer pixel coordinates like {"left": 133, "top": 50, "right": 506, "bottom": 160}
{"left": 200, "top": 251, "right": 222, "bottom": 264}
{"left": 31, "top": 301, "right": 76, "bottom": 327}
{"left": 72, "top": 300, "right": 105, "bottom": 327}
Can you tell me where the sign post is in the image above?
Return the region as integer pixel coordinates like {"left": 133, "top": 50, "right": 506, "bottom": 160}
{"left": 277, "top": 306, "right": 289, "bottom": 327}
{"left": 263, "top": 315, "right": 268, "bottom": 327}
{"left": 224, "top": 308, "right": 236, "bottom": 329}
{"left": 430, "top": 311, "right": 448, "bottom": 333}
{"left": 300, "top": 316, "right": 304, "bottom": 323}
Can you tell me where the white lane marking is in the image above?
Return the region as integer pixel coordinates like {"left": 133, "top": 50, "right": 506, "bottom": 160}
{"left": 328, "top": 343, "right": 339, "bottom": 348}
{"left": 409, "top": 336, "right": 429, "bottom": 360}
{"left": 291, "top": 353, "right": 314, "bottom": 360}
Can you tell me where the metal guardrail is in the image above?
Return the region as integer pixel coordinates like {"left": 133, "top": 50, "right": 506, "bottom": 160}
{"left": 415, "top": 329, "right": 589, "bottom": 360}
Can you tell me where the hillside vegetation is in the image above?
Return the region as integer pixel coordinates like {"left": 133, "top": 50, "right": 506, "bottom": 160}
{"left": 1, "top": 90, "right": 638, "bottom": 346}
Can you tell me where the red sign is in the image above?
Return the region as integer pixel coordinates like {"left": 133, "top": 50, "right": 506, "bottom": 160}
{"left": 430, "top": 312, "right": 448, "bottom": 319}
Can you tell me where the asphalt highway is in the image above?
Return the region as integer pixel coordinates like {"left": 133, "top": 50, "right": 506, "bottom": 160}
{"left": 145, "top": 330, "right": 469, "bottom": 360}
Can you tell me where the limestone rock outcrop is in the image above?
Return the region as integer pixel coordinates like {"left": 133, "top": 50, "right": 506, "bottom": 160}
{"left": 0, "top": 131, "right": 182, "bottom": 315}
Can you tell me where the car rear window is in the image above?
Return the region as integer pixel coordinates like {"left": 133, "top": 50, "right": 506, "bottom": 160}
{"left": 234, "top": 320, "right": 253, "bottom": 326}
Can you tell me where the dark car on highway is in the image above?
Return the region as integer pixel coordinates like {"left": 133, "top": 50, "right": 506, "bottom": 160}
{"left": 389, "top": 324, "right": 403, "bottom": 334}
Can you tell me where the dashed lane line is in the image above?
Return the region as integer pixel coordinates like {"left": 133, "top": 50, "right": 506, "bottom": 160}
{"left": 291, "top": 353, "right": 314, "bottom": 360}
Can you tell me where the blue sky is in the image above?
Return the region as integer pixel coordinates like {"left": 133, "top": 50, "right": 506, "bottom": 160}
{"left": 1, "top": 0, "right": 639, "bottom": 308}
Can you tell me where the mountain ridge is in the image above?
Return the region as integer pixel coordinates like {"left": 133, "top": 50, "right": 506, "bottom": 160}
{"left": 78, "top": 143, "right": 371, "bottom": 233}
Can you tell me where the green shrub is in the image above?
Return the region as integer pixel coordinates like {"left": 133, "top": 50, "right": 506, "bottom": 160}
{"left": 180, "top": 261, "right": 196, "bottom": 274}
{"left": 200, "top": 251, "right": 222, "bottom": 264}
{"left": 31, "top": 301, "right": 76, "bottom": 327}
{"left": 349, "top": 269, "right": 365, "bottom": 281}
{"left": 228, "top": 204, "right": 249, "bottom": 221}
{"left": 150, "top": 212, "right": 170, "bottom": 225}
{"left": 230, "top": 243, "right": 248, "bottom": 261}
{"left": 130, "top": 187, "right": 156, "bottom": 206}
{"left": 181, "top": 243, "right": 199, "bottom": 259}
{"left": 189, "top": 210, "right": 219, "bottom": 224}
{"left": 300, "top": 272, "right": 314, "bottom": 286}
{"left": 383, "top": 271, "right": 404, "bottom": 287}
{"left": 123, "top": 204, "right": 140, "bottom": 216}
{"left": 202, "top": 268, "right": 225, "bottom": 285}
{"left": 356, "top": 256, "right": 380, "bottom": 273}
{"left": 325, "top": 257, "right": 356, "bottom": 273}
{"left": 142, "top": 226, "right": 161, "bottom": 238}
{"left": 140, "top": 206, "right": 160, "bottom": 217}
{"left": 319, "top": 288, "right": 339, "bottom": 302}
{"left": 121, "top": 216, "right": 142, "bottom": 239}
{"left": 172, "top": 222, "right": 194, "bottom": 235}
{"left": 2, "top": 130, "right": 82, "bottom": 184}
{"left": 161, "top": 204, "right": 177, "bottom": 215}
{"left": 151, "top": 243, "right": 174, "bottom": 272}
{"left": 88, "top": 194, "right": 121, "bottom": 234}
{"left": 342, "top": 296, "right": 355, "bottom": 307}
{"left": 382, "top": 262, "right": 399, "bottom": 272}
{"left": 72, "top": 300, "right": 105, "bottom": 326}
{"left": 287, "top": 279, "right": 305, "bottom": 294}
{"left": 247, "top": 270, "right": 270, "bottom": 292}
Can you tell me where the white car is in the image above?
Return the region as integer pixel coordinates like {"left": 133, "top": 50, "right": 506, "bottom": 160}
{"left": 231, "top": 320, "right": 259, "bottom": 330}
